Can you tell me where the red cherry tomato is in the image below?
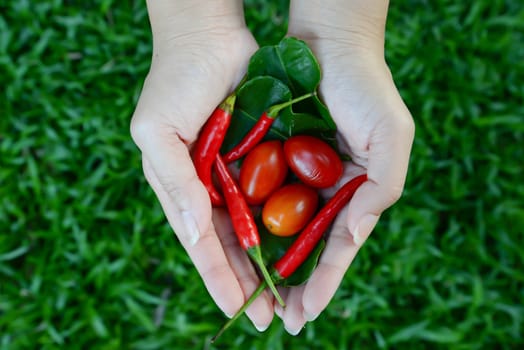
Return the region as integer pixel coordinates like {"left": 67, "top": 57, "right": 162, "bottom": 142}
{"left": 284, "top": 135, "right": 343, "bottom": 188}
{"left": 239, "top": 140, "right": 288, "bottom": 205}
{"left": 262, "top": 183, "right": 319, "bottom": 237}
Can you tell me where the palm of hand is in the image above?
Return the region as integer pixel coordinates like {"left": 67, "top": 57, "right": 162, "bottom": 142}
{"left": 136, "top": 30, "right": 258, "bottom": 143}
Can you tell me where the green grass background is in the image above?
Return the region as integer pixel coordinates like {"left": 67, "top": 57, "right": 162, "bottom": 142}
{"left": 1, "top": 0, "right": 523, "bottom": 349}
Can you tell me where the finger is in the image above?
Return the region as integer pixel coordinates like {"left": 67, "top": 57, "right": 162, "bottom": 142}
{"left": 347, "top": 79, "right": 415, "bottom": 245}
{"left": 302, "top": 207, "right": 360, "bottom": 322}
{"left": 281, "top": 285, "right": 307, "bottom": 336}
{"left": 213, "top": 209, "right": 274, "bottom": 332}
{"left": 142, "top": 157, "right": 245, "bottom": 317}
{"left": 141, "top": 154, "right": 210, "bottom": 246}
{"left": 319, "top": 162, "right": 366, "bottom": 199}
{"left": 134, "top": 120, "right": 212, "bottom": 246}
{"left": 273, "top": 287, "right": 289, "bottom": 320}
{"left": 130, "top": 69, "right": 214, "bottom": 246}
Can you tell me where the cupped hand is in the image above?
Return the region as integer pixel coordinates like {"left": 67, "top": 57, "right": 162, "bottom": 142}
{"left": 130, "top": 1, "right": 274, "bottom": 331}
{"left": 278, "top": 2, "right": 415, "bottom": 334}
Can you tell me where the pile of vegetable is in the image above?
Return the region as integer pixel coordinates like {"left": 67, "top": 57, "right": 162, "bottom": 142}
{"left": 190, "top": 37, "right": 367, "bottom": 341}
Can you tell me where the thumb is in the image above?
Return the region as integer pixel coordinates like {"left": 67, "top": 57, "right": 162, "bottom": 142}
{"left": 347, "top": 86, "right": 415, "bottom": 246}
{"left": 132, "top": 121, "right": 212, "bottom": 247}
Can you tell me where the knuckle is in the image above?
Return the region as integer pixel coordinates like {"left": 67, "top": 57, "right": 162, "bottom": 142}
{"left": 387, "top": 184, "right": 404, "bottom": 204}
{"left": 398, "top": 112, "right": 416, "bottom": 139}
{"left": 201, "top": 262, "right": 230, "bottom": 282}
{"left": 130, "top": 113, "right": 155, "bottom": 146}
{"left": 160, "top": 174, "right": 201, "bottom": 210}
{"left": 403, "top": 115, "right": 416, "bottom": 138}
{"left": 162, "top": 180, "right": 185, "bottom": 203}
{"left": 237, "top": 275, "right": 260, "bottom": 294}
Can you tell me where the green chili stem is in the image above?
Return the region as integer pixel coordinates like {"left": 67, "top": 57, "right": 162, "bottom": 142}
{"left": 266, "top": 92, "right": 316, "bottom": 118}
{"left": 247, "top": 245, "right": 285, "bottom": 308}
{"left": 211, "top": 281, "right": 268, "bottom": 343}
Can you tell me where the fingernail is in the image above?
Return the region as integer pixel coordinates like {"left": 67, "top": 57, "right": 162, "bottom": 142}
{"left": 285, "top": 325, "right": 302, "bottom": 336}
{"left": 254, "top": 322, "right": 269, "bottom": 332}
{"left": 303, "top": 310, "right": 319, "bottom": 322}
{"left": 352, "top": 214, "right": 379, "bottom": 246}
{"left": 181, "top": 210, "right": 200, "bottom": 246}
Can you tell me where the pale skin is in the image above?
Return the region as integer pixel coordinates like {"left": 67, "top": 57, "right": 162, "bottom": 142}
{"left": 131, "top": 0, "right": 414, "bottom": 336}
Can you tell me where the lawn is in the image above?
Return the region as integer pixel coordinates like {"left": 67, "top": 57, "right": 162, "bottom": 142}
{"left": 1, "top": 0, "right": 523, "bottom": 349}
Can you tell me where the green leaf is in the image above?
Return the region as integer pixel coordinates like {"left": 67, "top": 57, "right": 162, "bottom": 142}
{"left": 247, "top": 37, "right": 336, "bottom": 129}
{"left": 282, "top": 239, "right": 325, "bottom": 287}
{"left": 274, "top": 109, "right": 335, "bottom": 138}
{"left": 222, "top": 79, "right": 337, "bottom": 155}
{"left": 258, "top": 217, "right": 326, "bottom": 286}
{"left": 222, "top": 76, "right": 292, "bottom": 153}
{"left": 248, "top": 37, "right": 320, "bottom": 95}
{"left": 222, "top": 38, "right": 340, "bottom": 156}
{"left": 313, "top": 95, "right": 337, "bottom": 130}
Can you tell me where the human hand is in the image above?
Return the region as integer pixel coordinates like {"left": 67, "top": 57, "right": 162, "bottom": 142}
{"left": 130, "top": 0, "right": 275, "bottom": 331}
{"left": 276, "top": 0, "right": 415, "bottom": 334}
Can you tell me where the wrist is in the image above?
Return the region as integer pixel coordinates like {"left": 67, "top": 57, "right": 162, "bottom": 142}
{"left": 288, "top": 0, "right": 389, "bottom": 56}
{"left": 146, "top": 0, "right": 246, "bottom": 46}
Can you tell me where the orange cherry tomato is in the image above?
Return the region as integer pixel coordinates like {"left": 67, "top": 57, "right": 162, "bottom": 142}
{"left": 239, "top": 140, "right": 288, "bottom": 205}
{"left": 284, "top": 135, "right": 343, "bottom": 188}
{"left": 262, "top": 183, "right": 319, "bottom": 236}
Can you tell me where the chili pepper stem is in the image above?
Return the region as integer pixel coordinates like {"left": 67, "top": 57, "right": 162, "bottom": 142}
{"left": 270, "top": 268, "right": 284, "bottom": 285}
{"left": 211, "top": 281, "right": 268, "bottom": 343}
{"left": 247, "top": 245, "right": 286, "bottom": 308}
{"left": 214, "top": 155, "right": 285, "bottom": 307}
{"left": 266, "top": 92, "right": 316, "bottom": 118}
{"left": 218, "top": 93, "right": 236, "bottom": 114}
{"left": 223, "top": 92, "right": 316, "bottom": 163}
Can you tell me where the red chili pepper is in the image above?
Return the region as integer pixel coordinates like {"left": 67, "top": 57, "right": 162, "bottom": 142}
{"left": 211, "top": 173, "right": 367, "bottom": 342}
{"left": 223, "top": 92, "right": 315, "bottom": 163}
{"left": 272, "top": 173, "right": 368, "bottom": 281}
{"left": 214, "top": 154, "right": 285, "bottom": 307}
{"left": 192, "top": 94, "right": 236, "bottom": 206}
